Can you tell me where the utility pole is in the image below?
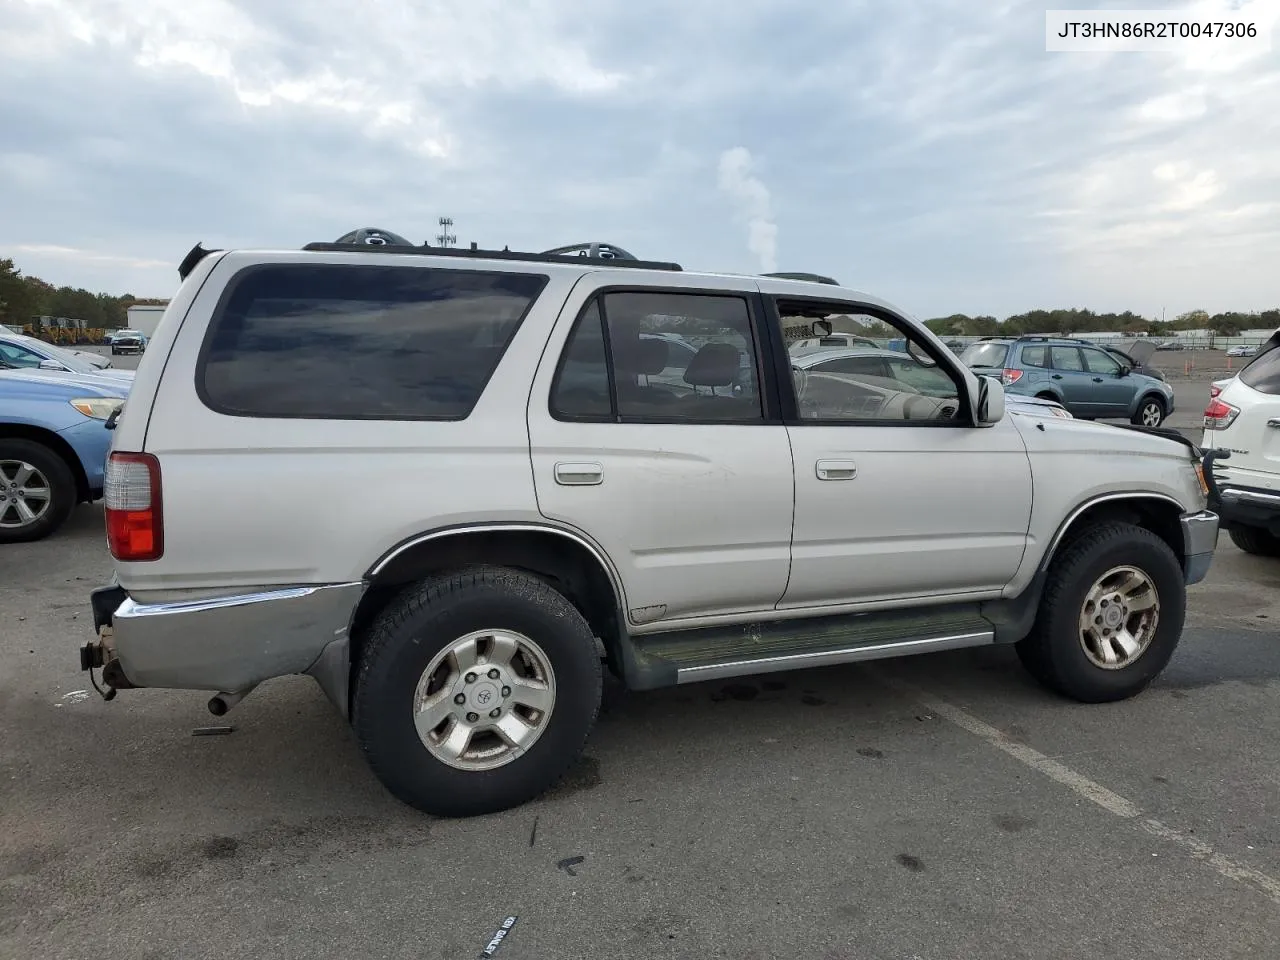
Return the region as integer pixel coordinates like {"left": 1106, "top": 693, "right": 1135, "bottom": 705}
{"left": 435, "top": 217, "right": 456, "bottom": 248}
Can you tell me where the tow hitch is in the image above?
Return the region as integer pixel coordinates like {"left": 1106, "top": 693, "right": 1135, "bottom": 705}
{"left": 79, "top": 626, "right": 135, "bottom": 702}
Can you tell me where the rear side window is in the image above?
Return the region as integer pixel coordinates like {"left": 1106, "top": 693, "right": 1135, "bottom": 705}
{"left": 198, "top": 264, "right": 548, "bottom": 419}
{"left": 1239, "top": 343, "right": 1280, "bottom": 395}
{"left": 1020, "top": 345, "right": 1049, "bottom": 368}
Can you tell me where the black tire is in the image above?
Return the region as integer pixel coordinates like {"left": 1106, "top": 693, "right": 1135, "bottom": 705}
{"left": 111, "top": 348, "right": 119, "bottom": 355}
{"left": 1131, "top": 395, "right": 1166, "bottom": 427}
{"left": 0, "top": 439, "right": 77, "bottom": 544}
{"left": 1228, "top": 525, "right": 1280, "bottom": 557}
{"left": 1015, "top": 522, "right": 1185, "bottom": 703}
{"left": 352, "top": 565, "right": 603, "bottom": 818}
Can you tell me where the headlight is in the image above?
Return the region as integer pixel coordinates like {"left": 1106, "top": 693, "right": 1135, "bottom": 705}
{"left": 70, "top": 397, "right": 124, "bottom": 420}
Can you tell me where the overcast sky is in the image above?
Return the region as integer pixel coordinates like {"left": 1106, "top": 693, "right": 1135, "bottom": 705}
{"left": 1, "top": 0, "right": 1277, "bottom": 319}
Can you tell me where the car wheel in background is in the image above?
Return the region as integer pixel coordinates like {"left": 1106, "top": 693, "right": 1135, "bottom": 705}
{"left": 1227, "top": 525, "right": 1280, "bottom": 557}
{"left": 0, "top": 439, "right": 77, "bottom": 543}
{"left": 1132, "top": 396, "right": 1166, "bottom": 427}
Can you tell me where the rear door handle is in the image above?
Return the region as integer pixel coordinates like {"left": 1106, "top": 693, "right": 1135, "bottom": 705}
{"left": 816, "top": 459, "right": 857, "bottom": 481}
{"left": 1052, "top": 374, "right": 1064, "bottom": 380}
{"left": 1267, "top": 419, "right": 1280, "bottom": 429}
{"left": 1092, "top": 376, "right": 1104, "bottom": 382}
{"left": 554, "top": 461, "right": 604, "bottom": 486}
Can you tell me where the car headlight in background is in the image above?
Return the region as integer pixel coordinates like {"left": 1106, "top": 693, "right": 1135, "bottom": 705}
{"left": 70, "top": 397, "right": 125, "bottom": 420}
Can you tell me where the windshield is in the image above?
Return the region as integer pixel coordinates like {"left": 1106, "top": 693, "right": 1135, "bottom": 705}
{"left": 13, "top": 335, "right": 100, "bottom": 373}
{"left": 959, "top": 342, "right": 1009, "bottom": 368}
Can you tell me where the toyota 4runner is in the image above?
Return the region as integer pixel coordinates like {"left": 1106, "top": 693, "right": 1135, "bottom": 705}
{"left": 79, "top": 236, "right": 1221, "bottom": 817}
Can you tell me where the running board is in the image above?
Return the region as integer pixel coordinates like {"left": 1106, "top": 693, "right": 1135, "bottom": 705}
{"left": 622, "top": 604, "right": 995, "bottom": 689}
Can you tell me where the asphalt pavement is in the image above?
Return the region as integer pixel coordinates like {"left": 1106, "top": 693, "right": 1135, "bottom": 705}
{"left": 1, "top": 348, "right": 1275, "bottom": 959}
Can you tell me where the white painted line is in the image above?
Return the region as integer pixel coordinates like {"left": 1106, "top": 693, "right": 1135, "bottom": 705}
{"left": 873, "top": 671, "right": 1280, "bottom": 906}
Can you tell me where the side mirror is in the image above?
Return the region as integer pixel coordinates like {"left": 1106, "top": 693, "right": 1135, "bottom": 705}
{"left": 977, "top": 375, "right": 1006, "bottom": 424}
{"left": 38, "top": 359, "right": 66, "bottom": 371}
{"left": 812, "top": 319, "right": 833, "bottom": 337}
{"left": 1118, "top": 365, "right": 1130, "bottom": 377}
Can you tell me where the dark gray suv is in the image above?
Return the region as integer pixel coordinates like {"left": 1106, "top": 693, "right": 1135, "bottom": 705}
{"left": 960, "top": 336, "right": 1176, "bottom": 426}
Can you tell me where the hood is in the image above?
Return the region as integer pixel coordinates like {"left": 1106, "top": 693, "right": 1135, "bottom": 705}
{"left": 1114, "top": 339, "right": 1159, "bottom": 365}
{"left": 0, "top": 367, "right": 132, "bottom": 399}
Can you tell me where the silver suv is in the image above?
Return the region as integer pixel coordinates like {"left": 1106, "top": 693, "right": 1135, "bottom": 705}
{"left": 79, "top": 236, "right": 1221, "bottom": 817}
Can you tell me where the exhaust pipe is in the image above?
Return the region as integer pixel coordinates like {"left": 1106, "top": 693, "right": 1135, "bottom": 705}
{"left": 208, "top": 686, "right": 256, "bottom": 716}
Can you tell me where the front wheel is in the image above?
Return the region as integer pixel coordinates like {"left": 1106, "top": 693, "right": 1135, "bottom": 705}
{"left": 1016, "top": 522, "right": 1185, "bottom": 703}
{"left": 352, "top": 566, "right": 603, "bottom": 817}
{"left": 1132, "top": 396, "right": 1166, "bottom": 427}
{"left": 0, "top": 440, "right": 77, "bottom": 543}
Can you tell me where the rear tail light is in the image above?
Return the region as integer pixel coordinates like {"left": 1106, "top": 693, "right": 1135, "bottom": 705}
{"left": 1203, "top": 398, "right": 1239, "bottom": 431}
{"left": 1002, "top": 368, "right": 1023, "bottom": 386}
{"left": 105, "top": 452, "right": 163, "bottom": 561}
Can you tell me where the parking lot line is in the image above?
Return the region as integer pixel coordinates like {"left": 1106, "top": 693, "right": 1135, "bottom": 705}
{"left": 872, "top": 670, "right": 1280, "bottom": 906}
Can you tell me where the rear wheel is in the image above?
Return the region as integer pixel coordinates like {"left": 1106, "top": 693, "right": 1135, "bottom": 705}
{"left": 1016, "top": 522, "right": 1184, "bottom": 703}
{"left": 1132, "top": 395, "right": 1166, "bottom": 427}
{"left": 0, "top": 440, "right": 77, "bottom": 543}
{"left": 352, "top": 565, "right": 603, "bottom": 817}
{"left": 1228, "top": 525, "right": 1280, "bottom": 557}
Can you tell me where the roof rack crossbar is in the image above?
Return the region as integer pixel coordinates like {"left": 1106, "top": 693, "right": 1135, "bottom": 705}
{"left": 301, "top": 242, "right": 682, "bottom": 272}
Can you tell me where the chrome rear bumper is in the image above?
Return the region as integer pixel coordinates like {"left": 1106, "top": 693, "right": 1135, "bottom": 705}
{"left": 81, "top": 580, "right": 365, "bottom": 707}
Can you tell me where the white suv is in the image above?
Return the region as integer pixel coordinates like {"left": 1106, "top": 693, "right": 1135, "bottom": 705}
{"left": 1202, "top": 328, "right": 1280, "bottom": 555}
{"left": 79, "top": 236, "right": 1220, "bottom": 817}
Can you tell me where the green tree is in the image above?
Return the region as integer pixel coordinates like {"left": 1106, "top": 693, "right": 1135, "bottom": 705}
{"left": 0, "top": 258, "right": 43, "bottom": 327}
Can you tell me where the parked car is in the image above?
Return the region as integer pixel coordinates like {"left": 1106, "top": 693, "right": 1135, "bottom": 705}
{"left": 0, "top": 331, "right": 128, "bottom": 378}
{"left": 1089, "top": 339, "right": 1166, "bottom": 382}
{"left": 79, "top": 236, "right": 1218, "bottom": 818}
{"left": 0, "top": 368, "right": 129, "bottom": 542}
{"left": 788, "top": 333, "right": 879, "bottom": 356}
{"left": 106, "top": 329, "right": 148, "bottom": 355}
{"left": 790, "top": 346, "right": 1073, "bottom": 418}
{"left": 1226, "top": 344, "right": 1257, "bottom": 358}
{"left": 960, "top": 335, "right": 1176, "bottom": 426}
{"left": 1202, "top": 329, "right": 1280, "bottom": 556}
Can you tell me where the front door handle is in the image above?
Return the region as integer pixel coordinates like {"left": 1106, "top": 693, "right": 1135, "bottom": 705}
{"left": 554, "top": 461, "right": 604, "bottom": 486}
{"left": 1267, "top": 419, "right": 1280, "bottom": 429}
{"left": 1092, "top": 376, "right": 1104, "bottom": 382}
{"left": 816, "top": 459, "right": 857, "bottom": 481}
{"left": 1052, "top": 374, "right": 1064, "bottom": 380}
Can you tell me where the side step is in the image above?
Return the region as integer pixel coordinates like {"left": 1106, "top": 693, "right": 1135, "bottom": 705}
{"left": 623, "top": 604, "right": 995, "bottom": 689}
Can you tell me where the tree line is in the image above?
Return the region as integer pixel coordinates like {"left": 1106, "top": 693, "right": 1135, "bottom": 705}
{"left": 0, "top": 258, "right": 166, "bottom": 331}
{"left": 2, "top": 255, "right": 1276, "bottom": 339}
{"left": 923, "top": 307, "right": 1280, "bottom": 340}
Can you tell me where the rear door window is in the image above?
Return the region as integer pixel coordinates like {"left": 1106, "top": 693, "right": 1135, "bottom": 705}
{"left": 1049, "top": 346, "right": 1085, "bottom": 371}
{"left": 198, "top": 263, "right": 548, "bottom": 419}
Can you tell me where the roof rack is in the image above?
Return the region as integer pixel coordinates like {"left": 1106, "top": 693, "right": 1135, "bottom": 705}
{"left": 761, "top": 271, "right": 840, "bottom": 285}
{"left": 303, "top": 230, "right": 683, "bottom": 272}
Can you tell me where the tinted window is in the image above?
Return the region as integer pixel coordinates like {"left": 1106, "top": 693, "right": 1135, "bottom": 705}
{"left": 1082, "top": 348, "right": 1121, "bottom": 375}
{"left": 959, "top": 342, "right": 1008, "bottom": 368}
{"left": 1021, "top": 345, "right": 1049, "bottom": 368}
{"left": 199, "top": 264, "right": 547, "bottom": 420}
{"left": 549, "top": 291, "right": 763, "bottom": 423}
{"left": 1050, "top": 346, "right": 1084, "bottom": 371}
{"left": 1239, "top": 343, "right": 1280, "bottom": 395}
{"left": 550, "top": 302, "right": 612, "bottom": 419}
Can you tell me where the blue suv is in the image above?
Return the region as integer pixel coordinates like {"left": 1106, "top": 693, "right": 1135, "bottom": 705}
{"left": 959, "top": 336, "right": 1175, "bottom": 426}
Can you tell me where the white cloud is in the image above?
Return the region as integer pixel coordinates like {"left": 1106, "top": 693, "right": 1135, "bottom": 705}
{"left": 0, "top": 0, "right": 1277, "bottom": 314}
{"left": 717, "top": 147, "right": 778, "bottom": 274}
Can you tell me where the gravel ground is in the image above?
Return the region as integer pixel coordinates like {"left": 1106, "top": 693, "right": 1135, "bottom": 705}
{"left": 2, "top": 350, "right": 1276, "bottom": 960}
